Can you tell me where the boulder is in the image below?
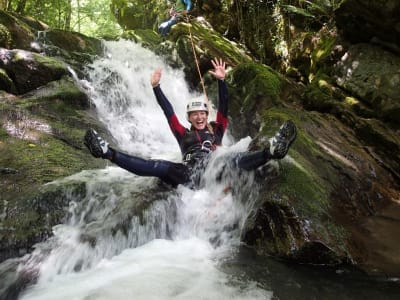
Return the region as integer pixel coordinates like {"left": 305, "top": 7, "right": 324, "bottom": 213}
{"left": 0, "top": 48, "right": 69, "bottom": 94}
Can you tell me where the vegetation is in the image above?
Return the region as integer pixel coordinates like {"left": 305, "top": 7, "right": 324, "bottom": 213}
{"left": 0, "top": 0, "right": 121, "bottom": 37}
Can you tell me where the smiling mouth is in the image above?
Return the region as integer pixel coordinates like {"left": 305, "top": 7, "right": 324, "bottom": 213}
{"left": 196, "top": 120, "right": 205, "bottom": 126}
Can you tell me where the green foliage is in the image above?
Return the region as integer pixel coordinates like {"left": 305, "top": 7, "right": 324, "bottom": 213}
{"left": 281, "top": 4, "right": 315, "bottom": 18}
{"left": 72, "top": 0, "right": 122, "bottom": 38}
{"left": 4, "top": 0, "right": 121, "bottom": 38}
{"left": 281, "top": 0, "right": 346, "bottom": 22}
{"left": 0, "top": 23, "right": 11, "bottom": 47}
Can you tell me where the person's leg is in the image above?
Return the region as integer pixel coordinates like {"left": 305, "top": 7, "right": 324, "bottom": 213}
{"left": 234, "top": 149, "right": 270, "bottom": 171}
{"left": 234, "top": 120, "right": 297, "bottom": 171}
{"left": 158, "top": 16, "right": 178, "bottom": 36}
{"left": 84, "top": 129, "right": 189, "bottom": 187}
{"left": 112, "top": 152, "right": 190, "bottom": 186}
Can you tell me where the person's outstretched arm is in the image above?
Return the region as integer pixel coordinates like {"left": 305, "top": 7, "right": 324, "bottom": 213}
{"left": 209, "top": 58, "right": 228, "bottom": 132}
{"left": 151, "top": 68, "right": 186, "bottom": 144}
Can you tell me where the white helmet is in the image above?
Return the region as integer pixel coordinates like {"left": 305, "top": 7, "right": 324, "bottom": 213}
{"left": 186, "top": 96, "right": 209, "bottom": 120}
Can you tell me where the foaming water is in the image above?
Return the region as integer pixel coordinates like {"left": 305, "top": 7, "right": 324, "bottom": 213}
{"left": 17, "top": 40, "right": 269, "bottom": 299}
{"left": 21, "top": 239, "right": 271, "bottom": 300}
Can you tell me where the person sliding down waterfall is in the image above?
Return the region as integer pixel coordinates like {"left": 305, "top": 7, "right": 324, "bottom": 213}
{"left": 158, "top": 0, "right": 192, "bottom": 37}
{"left": 84, "top": 58, "right": 297, "bottom": 189}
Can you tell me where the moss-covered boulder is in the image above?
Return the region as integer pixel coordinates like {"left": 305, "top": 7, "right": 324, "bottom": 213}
{"left": 110, "top": 0, "right": 167, "bottom": 31}
{"left": 0, "top": 181, "right": 86, "bottom": 261}
{"left": 44, "top": 29, "right": 103, "bottom": 57}
{"left": 0, "top": 67, "right": 16, "bottom": 93}
{"left": 221, "top": 60, "right": 400, "bottom": 275}
{"left": 226, "top": 62, "right": 296, "bottom": 139}
{"left": 0, "top": 49, "right": 69, "bottom": 94}
{"left": 0, "top": 75, "right": 108, "bottom": 261}
{"left": 334, "top": 43, "right": 400, "bottom": 124}
{"left": 121, "top": 29, "right": 162, "bottom": 49}
{"left": 335, "top": 0, "right": 400, "bottom": 52}
{"left": 0, "top": 23, "right": 12, "bottom": 48}
{"left": 0, "top": 10, "right": 35, "bottom": 50}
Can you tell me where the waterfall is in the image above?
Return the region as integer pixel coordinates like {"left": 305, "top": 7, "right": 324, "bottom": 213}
{"left": 12, "top": 40, "right": 271, "bottom": 299}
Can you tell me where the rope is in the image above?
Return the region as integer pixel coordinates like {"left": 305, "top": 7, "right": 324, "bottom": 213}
{"left": 185, "top": 15, "right": 209, "bottom": 103}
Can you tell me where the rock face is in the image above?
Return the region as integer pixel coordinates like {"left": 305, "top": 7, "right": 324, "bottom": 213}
{"left": 0, "top": 49, "right": 69, "bottom": 94}
{"left": 334, "top": 44, "right": 400, "bottom": 124}
{"left": 0, "top": 10, "right": 106, "bottom": 262}
{"left": 1, "top": 0, "right": 400, "bottom": 278}
{"left": 335, "top": 0, "right": 400, "bottom": 52}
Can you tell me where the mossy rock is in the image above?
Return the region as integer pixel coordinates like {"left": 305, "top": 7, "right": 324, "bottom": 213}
{"left": 110, "top": 0, "right": 166, "bottom": 31}
{"left": 22, "top": 76, "right": 90, "bottom": 109}
{"left": 0, "top": 79, "right": 107, "bottom": 202}
{"left": 9, "top": 12, "right": 48, "bottom": 31}
{"left": 227, "top": 62, "right": 284, "bottom": 138}
{"left": 0, "top": 23, "right": 12, "bottom": 48}
{"left": 171, "top": 20, "right": 252, "bottom": 66}
{"left": 242, "top": 109, "right": 351, "bottom": 262}
{"left": 156, "top": 19, "right": 252, "bottom": 88}
{"left": 0, "top": 10, "right": 35, "bottom": 49}
{"left": 121, "top": 29, "right": 162, "bottom": 49}
{"left": 0, "top": 180, "right": 87, "bottom": 261}
{"left": 0, "top": 49, "right": 70, "bottom": 94}
{"left": 0, "top": 68, "right": 16, "bottom": 93}
{"left": 45, "top": 29, "right": 103, "bottom": 56}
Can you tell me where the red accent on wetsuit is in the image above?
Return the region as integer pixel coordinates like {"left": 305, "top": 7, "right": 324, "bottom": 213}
{"left": 153, "top": 79, "right": 228, "bottom": 158}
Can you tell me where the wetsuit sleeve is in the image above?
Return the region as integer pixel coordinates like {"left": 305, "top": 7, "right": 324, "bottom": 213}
{"left": 184, "top": 0, "right": 192, "bottom": 11}
{"left": 153, "top": 85, "right": 186, "bottom": 143}
{"left": 216, "top": 79, "right": 228, "bottom": 132}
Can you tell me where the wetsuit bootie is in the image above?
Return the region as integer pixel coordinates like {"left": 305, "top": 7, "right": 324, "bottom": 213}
{"left": 84, "top": 129, "right": 112, "bottom": 159}
{"left": 269, "top": 120, "right": 297, "bottom": 159}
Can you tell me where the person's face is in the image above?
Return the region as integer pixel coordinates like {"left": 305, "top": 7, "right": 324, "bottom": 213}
{"left": 188, "top": 110, "right": 208, "bottom": 130}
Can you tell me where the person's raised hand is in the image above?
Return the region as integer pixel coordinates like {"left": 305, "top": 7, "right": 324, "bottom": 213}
{"left": 209, "top": 58, "right": 226, "bottom": 80}
{"left": 151, "top": 68, "right": 162, "bottom": 87}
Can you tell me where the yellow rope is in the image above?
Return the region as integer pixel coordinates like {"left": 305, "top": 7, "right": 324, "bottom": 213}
{"left": 186, "top": 15, "right": 209, "bottom": 103}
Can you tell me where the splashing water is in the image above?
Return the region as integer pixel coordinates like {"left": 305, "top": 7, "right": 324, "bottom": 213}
{"left": 16, "top": 40, "right": 271, "bottom": 299}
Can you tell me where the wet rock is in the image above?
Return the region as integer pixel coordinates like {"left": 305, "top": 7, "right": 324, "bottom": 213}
{"left": 0, "top": 48, "right": 69, "bottom": 94}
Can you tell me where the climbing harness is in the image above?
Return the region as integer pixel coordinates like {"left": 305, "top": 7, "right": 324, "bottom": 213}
{"left": 185, "top": 15, "right": 209, "bottom": 104}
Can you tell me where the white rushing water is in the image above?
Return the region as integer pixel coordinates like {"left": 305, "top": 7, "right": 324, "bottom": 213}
{"left": 19, "top": 40, "right": 272, "bottom": 300}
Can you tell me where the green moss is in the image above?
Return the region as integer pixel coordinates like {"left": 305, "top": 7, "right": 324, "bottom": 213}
{"left": 32, "top": 52, "right": 67, "bottom": 71}
{"left": 172, "top": 21, "right": 252, "bottom": 66}
{"left": 46, "top": 30, "right": 102, "bottom": 56}
{"left": 122, "top": 29, "right": 162, "bottom": 48}
{"left": 0, "top": 23, "right": 12, "bottom": 48}
{"left": 310, "top": 31, "right": 337, "bottom": 78}
{"left": 231, "top": 63, "right": 283, "bottom": 111}
{"left": 254, "top": 108, "right": 350, "bottom": 249}
{"left": 277, "top": 161, "right": 329, "bottom": 218}
{"left": 0, "top": 68, "right": 15, "bottom": 92}
{"left": 0, "top": 96, "right": 105, "bottom": 202}
{"left": 22, "top": 77, "right": 89, "bottom": 109}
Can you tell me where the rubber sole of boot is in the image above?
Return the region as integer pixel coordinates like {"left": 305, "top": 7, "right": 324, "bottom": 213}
{"left": 271, "top": 120, "right": 297, "bottom": 159}
{"left": 84, "top": 129, "right": 105, "bottom": 158}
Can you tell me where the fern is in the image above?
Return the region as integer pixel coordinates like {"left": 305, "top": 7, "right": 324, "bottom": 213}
{"left": 281, "top": 4, "right": 315, "bottom": 18}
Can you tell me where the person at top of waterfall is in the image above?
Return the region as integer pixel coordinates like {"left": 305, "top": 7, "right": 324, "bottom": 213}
{"left": 84, "top": 58, "right": 297, "bottom": 189}
{"left": 158, "top": 0, "right": 192, "bottom": 37}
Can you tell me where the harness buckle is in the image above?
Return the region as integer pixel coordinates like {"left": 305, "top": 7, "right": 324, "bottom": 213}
{"left": 201, "top": 140, "right": 212, "bottom": 153}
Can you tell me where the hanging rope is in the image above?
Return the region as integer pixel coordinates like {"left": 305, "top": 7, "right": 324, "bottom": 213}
{"left": 185, "top": 15, "right": 209, "bottom": 102}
